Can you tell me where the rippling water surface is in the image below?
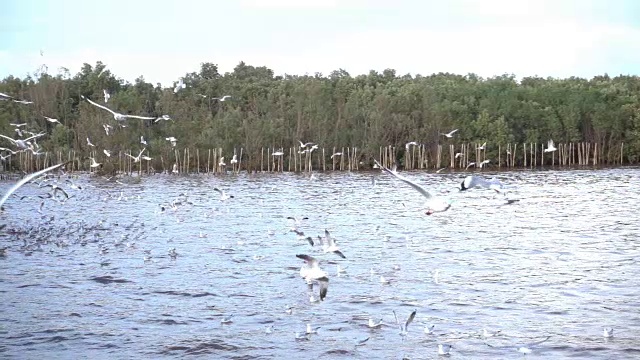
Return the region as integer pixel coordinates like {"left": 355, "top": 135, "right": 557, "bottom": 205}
{"left": 1, "top": 168, "right": 640, "bottom": 359}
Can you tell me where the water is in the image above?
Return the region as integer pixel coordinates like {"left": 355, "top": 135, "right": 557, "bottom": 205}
{"left": 1, "top": 168, "right": 639, "bottom": 359}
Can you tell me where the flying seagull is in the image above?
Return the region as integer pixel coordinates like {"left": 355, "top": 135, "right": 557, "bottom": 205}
{"left": 296, "top": 254, "right": 329, "bottom": 301}
{"left": 374, "top": 159, "right": 452, "bottom": 215}
{"left": 441, "top": 129, "right": 459, "bottom": 138}
{"left": 316, "top": 229, "right": 346, "bottom": 258}
{"left": 103, "top": 89, "right": 110, "bottom": 103}
{"left": 81, "top": 95, "right": 155, "bottom": 122}
{"left": 0, "top": 132, "right": 46, "bottom": 151}
{"left": 393, "top": 309, "right": 417, "bottom": 336}
{"left": 43, "top": 116, "right": 61, "bottom": 124}
{"left": 212, "top": 95, "right": 231, "bottom": 101}
{"left": 0, "top": 161, "right": 71, "bottom": 211}
{"left": 125, "top": 148, "right": 147, "bottom": 163}
{"left": 460, "top": 175, "right": 509, "bottom": 193}
{"left": 544, "top": 139, "right": 557, "bottom": 153}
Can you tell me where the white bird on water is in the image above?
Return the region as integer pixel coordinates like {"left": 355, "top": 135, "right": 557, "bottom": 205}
{"left": 438, "top": 344, "right": 453, "bottom": 356}
{"left": 603, "top": 327, "right": 613, "bottom": 338}
{"left": 368, "top": 318, "right": 383, "bottom": 329}
{"left": 213, "top": 188, "right": 234, "bottom": 201}
{"left": 81, "top": 95, "right": 156, "bottom": 122}
{"left": 441, "top": 129, "right": 459, "bottom": 138}
{"left": 296, "top": 254, "right": 329, "bottom": 301}
{"left": 374, "top": 159, "right": 452, "bottom": 215}
{"left": 0, "top": 161, "right": 70, "bottom": 211}
{"left": 460, "top": 175, "right": 508, "bottom": 193}
{"left": 544, "top": 139, "right": 557, "bottom": 153}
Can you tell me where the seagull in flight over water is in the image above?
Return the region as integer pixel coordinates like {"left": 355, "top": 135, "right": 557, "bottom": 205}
{"left": 315, "top": 229, "right": 346, "bottom": 259}
{"left": 81, "top": 95, "right": 155, "bottom": 122}
{"left": 0, "top": 161, "right": 70, "bottom": 211}
{"left": 374, "top": 159, "right": 452, "bottom": 215}
{"left": 296, "top": 254, "right": 329, "bottom": 301}
{"left": 393, "top": 309, "right": 416, "bottom": 336}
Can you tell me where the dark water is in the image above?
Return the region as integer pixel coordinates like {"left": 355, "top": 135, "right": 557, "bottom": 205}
{"left": 1, "top": 168, "right": 639, "bottom": 359}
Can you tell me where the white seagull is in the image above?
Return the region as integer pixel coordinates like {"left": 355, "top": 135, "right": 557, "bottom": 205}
{"left": 544, "top": 139, "right": 557, "bottom": 153}
{"left": 368, "top": 318, "right": 384, "bottom": 329}
{"left": 0, "top": 161, "right": 70, "bottom": 211}
{"left": 87, "top": 137, "right": 95, "bottom": 147}
{"left": 9, "top": 123, "right": 26, "bottom": 127}
{"left": 103, "top": 124, "right": 112, "bottom": 135}
{"left": 438, "top": 344, "right": 453, "bottom": 356}
{"left": 43, "top": 116, "right": 61, "bottom": 124}
{"left": 460, "top": 175, "right": 508, "bottom": 193}
{"left": 441, "top": 129, "right": 459, "bottom": 138}
{"left": 166, "top": 137, "right": 177, "bottom": 147}
{"left": 174, "top": 79, "right": 186, "bottom": 93}
{"left": 299, "top": 141, "right": 315, "bottom": 149}
{"left": 103, "top": 149, "right": 111, "bottom": 157}
{"left": 81, "top": 95, "right": 155, "bottom": 122}
{"left": 330, "top": 152, "right": 342, "bottom": 159}
{"left": 154, "top": 115, "right": 171, "bottom": 123}
{"left": 88, "top": 157, "right": 102, "bottom": 168}
{"left": 103, "top": 89, "right": 110, "bottom": 103}
{"left": 212, "top": 95, "right": 231, "bottom": 101}
{"left": 405, "top": 141, "right": 419, "bottom": 149}
{"left": 213, "top": 188, "right": 234, "bottom": 201}
{"left": 315, "top": 229, "right": 346, "bottom": 259}
{"left": 140, "top": 136, "right": 147, "bottom": 145}
{"left": 477, "top": 142, "right": 487, "bottom": 150}
{"left": 230, "top": 154, "right": 238, "bottom": 164}
{"left": 603, "top": 327, "right": 613, "bottom": 338}
{"left": 393, "top": 309, "right": 417, "bottom": 336}
{"left": 296, "top": 254, "right": 329, "bottom": 301}
{"left": 125, "top": 148, "right": 147, "bottom": 163}
{"left": 374, "top": 159, "right": 453, "bottom": 215}
{"left": 0, "top": 132, "right": 46, "bottom": 151}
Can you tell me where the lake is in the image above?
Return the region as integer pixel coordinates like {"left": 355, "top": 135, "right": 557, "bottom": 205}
{"left": 1, "top": 168, "right": 639, "bottom": 359}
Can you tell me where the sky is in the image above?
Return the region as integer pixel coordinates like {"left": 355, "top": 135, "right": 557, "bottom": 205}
{"left": 1, "top": 0, "right": 640, "bottom": 87}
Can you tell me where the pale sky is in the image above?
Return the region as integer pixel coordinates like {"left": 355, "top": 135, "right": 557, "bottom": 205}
{"left": 1, "top": 0, "right": 640, "bottom": 87}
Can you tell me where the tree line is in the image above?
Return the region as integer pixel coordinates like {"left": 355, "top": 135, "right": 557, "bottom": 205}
{"left": 1, "top": 60, "right": 639, "bottom": 172}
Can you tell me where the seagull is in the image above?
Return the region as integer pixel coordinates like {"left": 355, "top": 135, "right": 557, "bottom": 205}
{"left": 81, "top": 95, "right": 155, "bottom": 122}
{"left": 330, "top": 152, "right": 342, "bottom": 159}
{"left": 0, "top": 161, "right": 70, "bottom": 211}
{"left": 196, "top": 93, "right": 207, "bottom": 98}
{"left": 141, "top": 155, "right": 153, "bottom": 161}
{"left": 9, "top": 123, "right": 26, "bottom": 127}
{"left": 103, "top": 150, "right": 111, "bottom": 157}
{"left": 174, "top": 79, "right": 186, "bottom": 93}
{"left": 103, "top": 124, "right": 112, "bottom": 135}
{"left": 212, "top": 95, "right": 231, "bottom": 101}
{"left": 0, "top": 92, "right": 13, "bottom": 100}
{"left": 13, "top": 99, "right": 34, "bottom": 105}
{"left": 154, "top": 115, "right": 171, "bottom": 123}
{"left": 465, "top": 162, "right": 476, "bottom": 170}
{"left": 286, "top": 216, "right": 309, "bottom": 226}
{"left": 299, "top": 141, "right": 315, "bottom": 149}
{"left": 103, "top": 89, "right": 110, "bottom": 103}
{"left": 441, "top": 129, "right": 459, "bottom": 138}
{"left": 218, "top": 157, "right": 226, "bottom": 167}
{"left": 393, "top": 309, "right": 417, "bottom": 336}
{"left": 296, "top": 254, "right": 329, "bottom": 301}
{"left": 166, "top": 137, "right": 177, "bottom": 147}
{"left": 455, "top": 152, "right": 462, "bottom": 159}
{"left": 0, "top": 132, "right": 46, "bottom": 151}
{"left": 140, "top": 136, "right": 147, "bottom": 145}
{"left": 213, "top": 188, "right": 234, "bottom": 201}
{"left": 368, "top": 318, "right": 384, "bottom": 329}
{"left": 514, "top": 336, "right": 551, "bottom": 356}
{"left": 88, "top": 157, "right": 102, "bottom": 168}
{"left": 230, "top": 154, "right": 238, "bottom": 164}
{"left": 603, "top": 327, "right": 613, "bottom": 338}
{"left": 43, "top": 116, "right": 61, "bottom": 124}
{"left": 375, "top": 159, "right": 452, "bottom": 215}
{"left": 477, "top": 142, "right": 487, "bottom": 150}
{"left": 220, "top": 315, "right": 233, "bottom": 324}
{"left": 438, "top": 344, "right": 453, "bottom": 356}
{"left": 87, "top": 137, "right": 95, "bottom": 147}
{"left": 544, "top": 139, "right": 557, "bottom": 153}
{"left": 460, "top": 175, "right": 507, "bottom": 193}
{"left": 306, "top": 323, "right": 320, "bottom": 335}
{"left": 424, "top": 324, "right": 436, "bottom": 334}
{"left": 405, "top": 141, "right": 419, "bottom": 149}
{"left": 316, "top": 229, "right": 346, "bottom": 259}
{"left": 125, "top": 148, "right": 147, "bottom": 163}
{"left": 272, "top": 150, "right": 284, "bottom": 156}
{"left": 483, "top": 328, "right": 502, "bottom": 339}
{"left": 479, "top": 159, "right": 490, "bottom": 168}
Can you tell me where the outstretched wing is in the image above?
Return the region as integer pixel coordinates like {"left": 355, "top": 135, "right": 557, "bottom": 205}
{"left": 0, "top": 161, "right": 70, "bottom": 210}
{"left": 82, "top": 95, "right": 117, "bottom": 116}
{"left": 123, "top": 115, "right": 156, "bottom": 120}
{"left": 375, "top": 159, "right": 434, "bottom": 199}
{"left": 296, "top": 254, "right": 318, "bottom": 266}
{"left": 405, "top": 310, "right": 417, "bottom": 331}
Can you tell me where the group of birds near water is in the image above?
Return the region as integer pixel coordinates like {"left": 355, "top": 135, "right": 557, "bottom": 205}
{"left": 0, "top": 84, "right": 606, "bottom": 358}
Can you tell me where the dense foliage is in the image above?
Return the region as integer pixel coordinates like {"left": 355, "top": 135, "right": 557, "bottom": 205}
{"left": 1, "top": 61, "right": 639, "bottom": 171}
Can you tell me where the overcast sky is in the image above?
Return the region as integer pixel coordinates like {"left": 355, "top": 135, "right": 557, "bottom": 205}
{"left": 2, "top": 0, "right": 639, "bottom": 86}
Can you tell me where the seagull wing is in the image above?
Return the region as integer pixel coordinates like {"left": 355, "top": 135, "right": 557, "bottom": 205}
{"left": 296, "top": 254, "right": 319, "bottom": 266}
{"left": 393, "top": 310, "right": 400, "bottom": 325}
{"left": 318, "top": 278, "right": 329, "bottom": 301}
{"left": 0, "top": 161, "right": 70, "bottom": 210}
{"left": 405, "top": 310, "right": 417, "bottom": 331}
{"left": 449, "top": 129, "right": 459, "bottom": 136}
{"left": 213, "top": 187, "right": 222, "bottom": 194}
{"left": 324, "top": 229, "right": 335, "bottom": 246}
{"left": 22, "top": 132, "right": 46, "bottom": 142}
{"left": 375, "top": 160, "right": 434, "bottom": 199}
{"left": 83, "top": 96, "right": 118, "bottom": 116}
{"left": 137, "top": 147, "right": 147, "bottom": 158}
{"left": 123, "top": 115, "right": 156, "bottom": 120}
{"left": 0, "top": 134, "right": 17, "bottom": 145}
